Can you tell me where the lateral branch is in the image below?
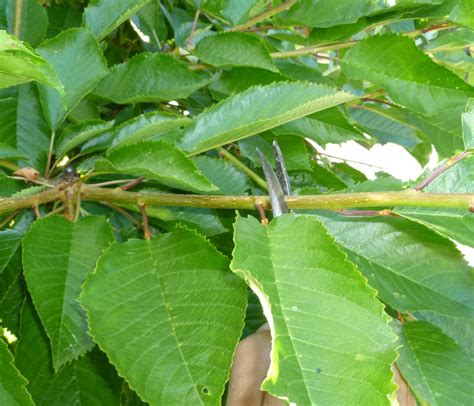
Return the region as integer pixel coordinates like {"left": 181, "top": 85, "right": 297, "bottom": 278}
{"left": 0, "top": 185, "right": 473, "bottom": 215}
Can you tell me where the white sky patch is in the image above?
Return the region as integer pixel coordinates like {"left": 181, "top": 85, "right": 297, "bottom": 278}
{"left": 308, "top": 139, "right": 433, "bottom": 181}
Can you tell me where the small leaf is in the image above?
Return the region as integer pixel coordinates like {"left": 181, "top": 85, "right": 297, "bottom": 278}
{"left": 80, "top": 229, "right": 247, "bottom": 405}
{"left": 195, "top": 32, "right": 277, "bottom": 72}
{"left": 97, "top": 141, "right": 218, "bottom": 193}
{"left": 193, "top": 156, "right": 250, "bottom": 195}
{"left": 231, "top": 214, "right": 397, "bottom": 405}
{"left": 180, "top": 82, "right": 356, "bottom": 155}
{"left": 94, "top": 53, "right": 208, "bottom": 104}
{"left": 56, "top": 119, "right": 115, "bottom": 156}
{"left": 36, "top": 27, "right": 108, "bottom": 130}
{"left": 84, "top": 0, "right": 151, "bottom": 39}
{"left": 0, "top": 30, "right": 63, "bottom": 92}
{"left": 22, "top": 215, "right": 114, "bottom": 370}
{"left": 109, "top": 111, "right": 191, "bottom": 151}
{"left": 0, "top": 338, "right": 34, "bottom": 406}
{"left": 15, "top": 300, "right": 122, "bottom": 406}
{"left": 5, "top": 0, "right": 48, "bottom": 46}
{"left": 396, "top": 321, "right": 474, "bottom": 405}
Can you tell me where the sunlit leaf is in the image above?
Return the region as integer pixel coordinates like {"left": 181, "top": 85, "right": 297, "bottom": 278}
{"left": 231, "top": 214, "right": 398, "bottom": 405}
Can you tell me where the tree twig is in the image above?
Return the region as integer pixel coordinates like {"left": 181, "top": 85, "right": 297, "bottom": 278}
{"left": 1, "top": 185, "right": 473, "bottom": 215}
{"left": 414, "top": 151, "right": 471, "bottom": 191}
{"left": 139, "top": 204, "right": 151, "bottom": 240}
{"left": 121, "top": 177, "right": 145, "bottom": 191}
{"left": 218, "top": 147, "right": 268, "bottom": 191}
{"left": 230, "top": 0, "right": 297, "bottom": 31}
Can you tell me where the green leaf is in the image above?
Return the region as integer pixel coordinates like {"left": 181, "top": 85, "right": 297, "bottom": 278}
{"left": 273, "top": 107, "right": 365, "bottom": 145}
{"left": 0, "top": 338, "right": 34, "bottom": 406}
{"left": 80, "top": 229, "right": 247, "bottom": 405}
{"left": 231, "top": 214, "right": 397, "bottom": 405}
{"left": 280, "top": 0, "right": 387, "bottom": 28}
{"left": 109, "top": 111, "right": 192, "bottom": 151}
{"left": 96, "top": 140, "right": 218, "bottom": 193}
{"left": 56, "top": 119, "right": 114, "bottom": 156}
{"left": 84, "top": 0, "right": 151, "bottom": 40}
{"left": 318, "top": 213, "right": 474, "bottom": 356}
{"left": 0, "top": 143, "right": 25, "bottom": 160}
{"left": 349, "top": 105, "right": 424, "bottom": 150}
{"left": 220, "top": 0, "right": 269, "bottom": 25}
{"left": 208, "top": 67, "right": 288, "bottom": 98}
{"left": 0, "top": 30, "right": 63, "bottom": 92}
{"left": 193, "top": 156, "right": 250, "bottom": 195}
{"left": 15, "top": 300, "right": 122, "bottom": 406}
{"left": 5, "top": 0, "right": 48, "bottom": 46}
{"left": 131, "top": 0, "right": 168, "bottom": 48}
{"left": 46, "top": 4, "right": 82, "bottom": 39}
{"left": 157, "top": 207, "right": 228, "bottom": 237}
{"left": 36, "top": 27, "right": 108, "bottom": 130}
{"left": 180, "top": 82, "right": 356, "bottom": 155}
{"left": 195, "top": 32, "right": 277, "bottom": 72}
{"left": 449, "top": 0, "right": 474, "bottom": 30}
{"left": 342, "top": 34, "right": 474, "bottom": 126}
{"left": 396, "top": 321, "right": 474, "bottom": 405}
{"left": 94, "top": 53, "right": 208, "bottom": 104}
{"left": 343, "top": 34, "right": 474, "bottom": 116}
{"left": 0, "top": 173, "right": 23, "bottom": 197}
{"left": 396, "top": 156, "right": 474, "bottom": 247}
{"left": 22, "top": 215, "right": 114, "bottom": 370}
{"left": 463, "top": 98, "right": 474, "bottom": 150}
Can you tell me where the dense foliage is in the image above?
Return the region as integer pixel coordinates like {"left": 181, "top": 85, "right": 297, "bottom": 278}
{"left": 0, "top": 0, "right": 473, "bottom": 405}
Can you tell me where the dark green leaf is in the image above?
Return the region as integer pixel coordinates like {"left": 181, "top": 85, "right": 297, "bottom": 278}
{"left": 37, "top": 27, "right": 108, "bottom": 130}
{"left": 273, "top": 107, "right": 365, "bottom": 145}
{"left": 108, "top": 111, "right": 191, "bottom": 151}
{"left": 15, "top": 300, "right": 122, "bottom": 406}
{"left": 231, "top": 214, "right": 397, "bottom": 404}
{"left": 80, "top": 229, "right": 247, "bottom": 405}
{"left": 0, "top": 143, "right": 25, "bottom": 160}
{"left": 46, "top": 5, "right": 82, "bottom": 39}
{"left": 349, "top": 105, "right": 423, "bottom": 150}
{"left": 193, "top": 156, "right": 250, "bottom": 195}
{"left": 0, "top": 338, "right": 34, "bottom": 406}
{"left": 97, "top": 140, "right": 218, "bottom": 193}
{"left": 195, "top": 32, "right": 277, "bottom": 72}
{"left": 396, "top": 321, "right": 474, "bottom": 405}
{"left": 22, "top": 215, "right": 114, "bottom": 370}
{"left": 318, "top": 213, "right": 474, "bottom": 356}
{"left": 209, "top": 67, "right": 288, "bottom": 98}
{"left": 56, "top": 119, "right": 114, "bottom": 157}
{"left": 0, "top": 30, "right": 63, "bottom": 92}
{"left": 180, "top": 82, "right": 356, "bottom": 155}
{"left": 94, "top": 53, "right": 208, "bottom": 104}
{"left": 84, "top": 0, "right": 151, "bottom": 40}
